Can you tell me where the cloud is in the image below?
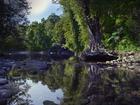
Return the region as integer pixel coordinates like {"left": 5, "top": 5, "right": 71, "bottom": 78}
{"left": 27, "top": 0, "right": 52, "bottom": 15}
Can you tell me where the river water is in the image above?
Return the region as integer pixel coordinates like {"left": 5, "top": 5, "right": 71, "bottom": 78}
{"left": 0, "top": 55, "right": 140, "bottom": 105}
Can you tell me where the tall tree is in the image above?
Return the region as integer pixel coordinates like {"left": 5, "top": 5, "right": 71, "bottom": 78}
{"left": 79, "top": 0, "right": 103, "bottom": 51}
{"left": 25, "top": 14, "right": 61, "bottom": 51}
{"left": 53, "top": 0, "right": 140, "bottom": 51}
{"left": 54, "top": 0, "right": 85, "bottom": 53}
{"left": 0, "top": 0, "right": 29, "bottom": 51}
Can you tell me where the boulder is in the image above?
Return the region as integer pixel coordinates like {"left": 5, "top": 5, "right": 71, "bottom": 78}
{"left": 48, "top": 45, "right": 74, "bottom": 60}
{"left": 43, "top": 100, "right": 58, "bottom": 105}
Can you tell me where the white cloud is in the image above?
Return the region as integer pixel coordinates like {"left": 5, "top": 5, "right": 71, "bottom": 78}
{"left": 27, "top": 0, "right": 52, "bottom": 15}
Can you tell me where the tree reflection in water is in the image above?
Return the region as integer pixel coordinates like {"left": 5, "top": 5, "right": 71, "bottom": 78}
{"left": 8, "top": 61, "right": 140, "bottom": 105}
{"left": 8, "top": 78, "right": 32, "bottom": 105}
{"left": 82, "top": 64, "right": 140, "bottom": 105}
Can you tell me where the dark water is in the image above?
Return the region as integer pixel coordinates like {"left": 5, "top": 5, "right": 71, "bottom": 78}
{"left": 0, "top": 56, "right": 140, "bottom": 105}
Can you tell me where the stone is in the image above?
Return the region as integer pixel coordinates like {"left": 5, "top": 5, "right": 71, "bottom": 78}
{"left": 80, "top": 51, "right": 118, "bottom": 62}
{"left": 128, "top": 66, "right": 135, "bottom": 69}
{"left": 128, "top": 51, "right": 135, "bottom": 56}
{"left": 0, "top": 78, "right": 8, "bottom": 85}
{"left": 122, "top": 63, "right": 127, "bottom": 67}
{"left": 43, "top": 100, "right": 58, "bottom": 105}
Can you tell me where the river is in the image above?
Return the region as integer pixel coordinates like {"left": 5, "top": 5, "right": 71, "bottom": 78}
{"left": 0, "top": 54, "right": 140, "bottom": 105}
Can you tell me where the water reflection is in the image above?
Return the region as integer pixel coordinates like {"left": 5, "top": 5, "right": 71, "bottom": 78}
{"left": 7, "top": 59, "right": 140, "bottom": 105}
{"left": 8, "top": 79, "right": 63, "bottom": 105}
{"left": 8, "top": 67, "right": 64, "bottom": 105}
{"left": 82, "top": 64, "right": 140, "bottom": 105}
{"left": 27, "top": 80, "right": 63, "bottom": 105}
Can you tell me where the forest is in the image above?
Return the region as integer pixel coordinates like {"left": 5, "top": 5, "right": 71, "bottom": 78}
{"left": 0, "top": 0, "right": 140, "bottom": 53}
{"left": 0, "top": 0, "right": 140, "bottom": 105}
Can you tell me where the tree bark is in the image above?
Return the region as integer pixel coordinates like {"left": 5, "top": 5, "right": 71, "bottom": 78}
{"left": 81, "top": 0, "right": 102, "bottom": 52}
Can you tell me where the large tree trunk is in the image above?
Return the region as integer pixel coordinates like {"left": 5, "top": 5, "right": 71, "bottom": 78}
{"left": 81, "top": 0, "right": 102, "bottom": 52}
{"left": 80, "top": 0, "right": 118, "bottom": 62}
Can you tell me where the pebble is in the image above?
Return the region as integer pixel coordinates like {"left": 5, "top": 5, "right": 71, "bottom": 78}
{"left": 128, "top": 66, "right": 135, "bottom": 69}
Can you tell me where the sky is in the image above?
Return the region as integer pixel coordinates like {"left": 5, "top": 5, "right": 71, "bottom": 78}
{"left": 27, "top": 0, "right": 63, "bottom": 22}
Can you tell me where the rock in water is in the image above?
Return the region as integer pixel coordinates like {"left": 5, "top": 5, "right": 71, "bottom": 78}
{"left": 80, "top": 51, "right": 118, "bottom": 62}
{"left": 43, "top": 100, "right": 58, "bottom": 105}
{"left": 48, "top": 44, "right": 74, "bottom": 60}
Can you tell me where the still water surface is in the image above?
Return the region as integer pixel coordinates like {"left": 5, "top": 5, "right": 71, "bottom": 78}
{"left": 1, "top": 56, "right": 140, "bottom": 105}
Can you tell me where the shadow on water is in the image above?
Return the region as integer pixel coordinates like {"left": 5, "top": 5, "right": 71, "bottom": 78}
{"left": 0, "top": 56, "right": 140, "bottom": 105}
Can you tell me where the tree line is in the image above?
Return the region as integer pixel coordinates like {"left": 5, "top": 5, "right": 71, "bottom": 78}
{"left": 0, "top": 0, "right": 140, "bottom": 53}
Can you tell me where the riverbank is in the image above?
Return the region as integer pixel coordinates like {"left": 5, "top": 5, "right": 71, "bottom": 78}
{"left": 1, "top": 51, "right": 140, "bottom": 63}
{"left": 107, "top": 51, "right": 140, "bottom": 63}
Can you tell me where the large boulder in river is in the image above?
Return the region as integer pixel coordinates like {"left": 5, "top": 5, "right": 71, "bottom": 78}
{"left": 48, "top": 45, "right": 74, "bottom": 60}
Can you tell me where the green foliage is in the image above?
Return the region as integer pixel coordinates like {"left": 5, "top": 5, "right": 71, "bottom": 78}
{"left": 25, "top": 10, "right": 86, "bottom": 52}
{"left": 25, "top": 14, "right": 62, "bottom": 51}
{"left": 58, "top": 0, "right": 89, "bottom": 52}
{"left": 2, "top": 0, "right": 140, "bottom": 52}
{"left": 25, "top": 21, "right": 51, "bottom": 51}
{"left": 58, "top": 0, "right": 140, "bottom": 51}
{"left": 0, "top": 0, "right": 29, "bottom": 52}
